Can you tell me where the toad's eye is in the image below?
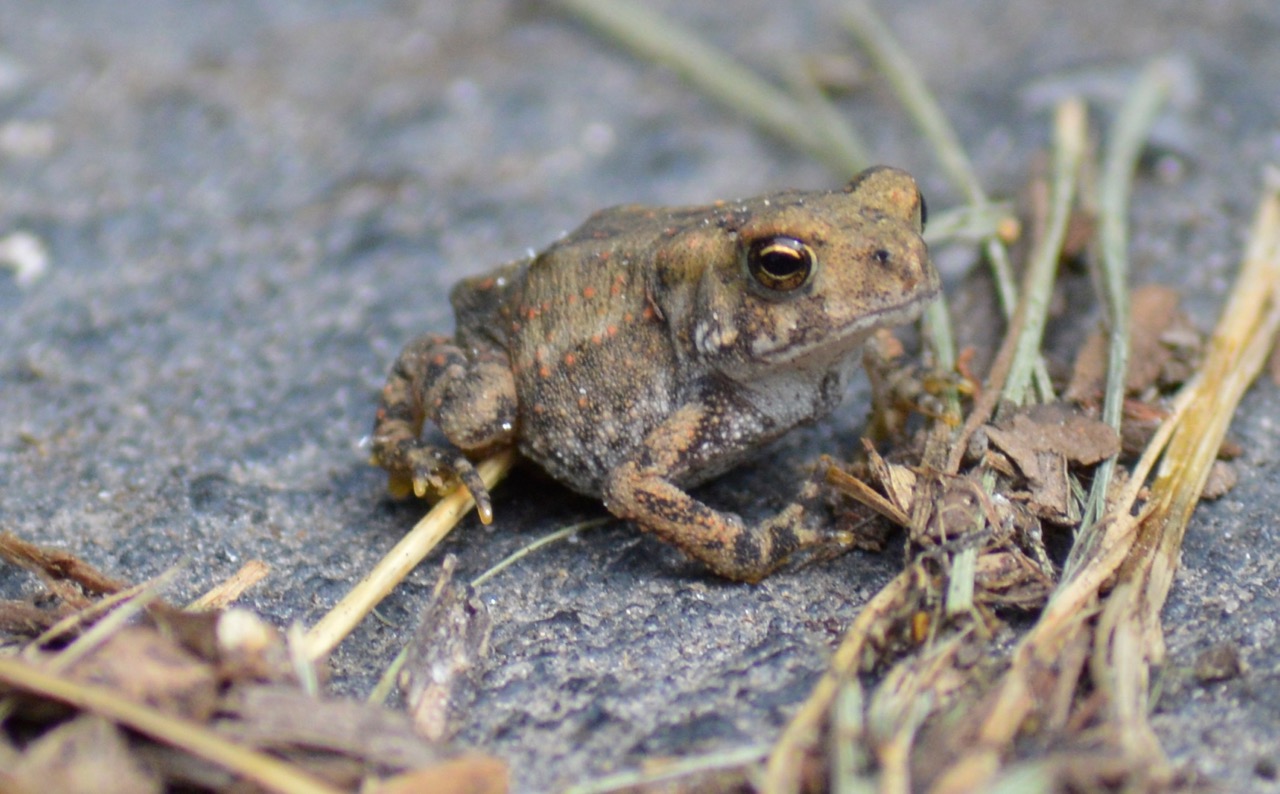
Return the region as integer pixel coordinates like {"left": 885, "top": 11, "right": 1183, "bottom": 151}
{"left": 746, "top": 236, "right": 816, "bottom": 293}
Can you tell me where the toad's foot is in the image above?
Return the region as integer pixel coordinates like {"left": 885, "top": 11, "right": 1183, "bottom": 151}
{"left": 372, "top": 438, "right": 494, "bottom": 524}
{"left": 603, "top": 461, "right": 854, "bottom": 582}
{"left": 372, "top": 332, "right": 518, "bottom": 524}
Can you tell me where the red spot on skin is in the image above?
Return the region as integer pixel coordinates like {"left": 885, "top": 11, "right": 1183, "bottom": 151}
{"left": 541, "top": 300, "right": 551, "bottom": 312}
{"left": 476, "top": 277, "right": 496, "bottom": 290}
{"left": 525, "top": 306, "right": 539, "bottom": 320}
{"left": 598, "top": 251, "right": 611, "bottom": 263}
{"left": 577, "top": 396, "right": 588, "bottom": 409}
{"left": 538, "top": 365, "right": 551, "bottom": 378}
{"left": 606, "top": 324, "right": 618, "bottom": 337}
{"left": 582, "top": 286, "right": 597, "bottom": 300}
{"left": 623, "top": 312, "right": 635, "bottom": 324}
{"left": 432, "top": 353, "right": 447, "bottom": 367}
{"left": 567, "top": 294, "right": 578, "bottom": 305}
{"left": 642, "top": 305, "right": 657, "bottom": 321}
{"left": 610, "top": 282, "right": 622, "bottom": 296}
{"left": 591, "top": 333, "right": 602, "bottom": 345}
{"left": 533, "top": 403, "right": 546, "bottom": 414}
{"left": 564, "top": 352, "right": 577, "bottom": 367}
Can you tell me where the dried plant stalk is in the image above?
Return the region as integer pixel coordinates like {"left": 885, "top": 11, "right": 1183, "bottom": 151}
{"left": 187, "top": 560, "right": 271, "bottom": 611}
{"left": 552, "top": 0, "right": 868, "bottom": 173}
{"left": 304, "top": 450, "right": 515, "bottom": 661}
{"left": 934, "top": 179, "right": 1280, "bottom": 791}
{"left": 764, "top": 569, "right": 916, "bottom": 792}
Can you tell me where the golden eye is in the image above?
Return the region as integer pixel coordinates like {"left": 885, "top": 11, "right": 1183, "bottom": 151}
{"left": 746, "top": 236, "right": 815, "bottom": 293}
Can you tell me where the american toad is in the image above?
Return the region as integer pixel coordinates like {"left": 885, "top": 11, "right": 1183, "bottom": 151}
{"left": 372, "top": 166, "right": 937, "bottom": 581}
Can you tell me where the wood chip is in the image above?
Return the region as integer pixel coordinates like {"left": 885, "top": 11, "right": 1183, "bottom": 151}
{"left": 402, "top": 555, "right": 493, "bottom": 742}
{"left": 217, "top": 684, "right": 446, "bottom": 770}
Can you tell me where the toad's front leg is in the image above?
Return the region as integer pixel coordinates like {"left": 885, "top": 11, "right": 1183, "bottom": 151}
{"left": 371, "top": 333, "right": 518, "bottom": 522}
{"left": 601, "top": 401, "right": 854, "bottom": 582}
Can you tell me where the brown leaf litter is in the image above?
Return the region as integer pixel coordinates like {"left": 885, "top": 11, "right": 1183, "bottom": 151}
{"left": 0, "top": 532, "right": 507, "bottom": 794}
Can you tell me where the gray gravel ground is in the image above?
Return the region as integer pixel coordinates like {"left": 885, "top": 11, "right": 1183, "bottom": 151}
{"left": 2, "top": 1, "right": 1279, "bottom": 791}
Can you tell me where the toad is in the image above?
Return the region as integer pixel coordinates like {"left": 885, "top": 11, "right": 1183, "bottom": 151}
{"left": 371, "top": 166, "right": 938, "bottom": 581}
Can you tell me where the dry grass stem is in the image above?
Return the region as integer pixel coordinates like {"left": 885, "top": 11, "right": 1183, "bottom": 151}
{"left": 841, "top": 0, "right": 1051, "bottom": 399}
{"left": 933, "top": 179, "right": 1280, "bottom": 791}
{"left": 562, "top": 744, "right": 770, "bottom": 794}
{"left": 943, "top": 99, "right": 1088, "bottom": 471}
{"left": 552, "top": 0, "right": 868, "bottom": 174}
{"left": 469, "top": 517, "right": 610, "bottom": 589}
{"left": 764, "top": 568, "right": 916, "bottom": 793}
{"left": 31, "top": 567, "right": 180, "bottom": 673}
{"left": 1081, "top": 59, "right": 1177, "bottom": 530}
{"left": 23, "top": 576, "right": 157, "bottom": 653}
{"left": 1000, "top": 99, "right": 1087, "bottom": 407}
{"left": 304, "top": 449, "right": 515, "bottom": 662}
{"left": 187, "top": 560, "right": 271, "bottom": 611}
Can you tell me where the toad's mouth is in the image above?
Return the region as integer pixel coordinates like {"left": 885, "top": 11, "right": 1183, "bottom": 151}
{"left": 749, "top": 287, "right": 940, "bottom": 367}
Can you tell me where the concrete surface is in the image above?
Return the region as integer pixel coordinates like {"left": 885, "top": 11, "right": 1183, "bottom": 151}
{"left": 2, "top": 1, "right": 1278, "bottom": 791}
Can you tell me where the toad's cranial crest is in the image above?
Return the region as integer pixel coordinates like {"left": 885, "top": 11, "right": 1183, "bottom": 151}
{"left": 371, "top": 165, "right": 938, "bottom": 581}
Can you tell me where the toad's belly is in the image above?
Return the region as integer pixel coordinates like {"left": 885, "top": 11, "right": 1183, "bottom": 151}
{"left": 514, "top": 329, "right": 679, "bottom": 496}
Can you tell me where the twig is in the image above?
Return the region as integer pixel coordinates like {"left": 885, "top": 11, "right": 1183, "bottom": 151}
{"left": 303, "top": 450, "right": 515, "bottom": 661}
{"left": 187, "top": 560, "right": 271, "bottom": 611}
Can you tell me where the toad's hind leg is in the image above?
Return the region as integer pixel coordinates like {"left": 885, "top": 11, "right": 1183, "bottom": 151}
{"left": 371, "top": 333, "right": 517, "bottom": 522}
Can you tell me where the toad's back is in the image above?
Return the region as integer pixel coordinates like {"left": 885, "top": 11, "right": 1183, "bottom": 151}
{"left": 453, "top": 205, "right": 704, "bottom": 494}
